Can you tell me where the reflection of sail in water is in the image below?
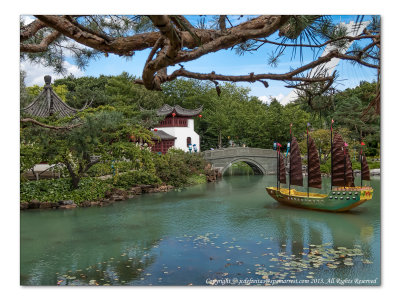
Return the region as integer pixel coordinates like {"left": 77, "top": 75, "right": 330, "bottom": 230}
{"left": 265, "top": 204, "right": 374, "bottom": 250}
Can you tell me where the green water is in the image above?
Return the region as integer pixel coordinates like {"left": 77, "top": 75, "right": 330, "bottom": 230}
{"left": 20, "top": 175, "right": 380, "bottom": 286}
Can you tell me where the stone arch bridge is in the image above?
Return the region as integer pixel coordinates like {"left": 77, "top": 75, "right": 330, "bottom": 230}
{"left": 202, "top": 148, "right": 278, "bottom": 175}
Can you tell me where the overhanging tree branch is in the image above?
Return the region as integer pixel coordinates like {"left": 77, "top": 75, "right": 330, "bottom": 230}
{"left": 20, "top": 31, "right": 61, "bottom": 53}
{"left": 21, "top": 118, "right": 83, "bottom": 130}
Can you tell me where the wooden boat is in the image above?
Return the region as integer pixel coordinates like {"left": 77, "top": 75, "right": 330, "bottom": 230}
{"left": 266, "top": 123, "right": 373, "bottom": 212}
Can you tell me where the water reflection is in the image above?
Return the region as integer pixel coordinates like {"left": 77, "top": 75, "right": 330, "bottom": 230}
{"left": 20, "top": 175, "right": 380, "bottom": 286}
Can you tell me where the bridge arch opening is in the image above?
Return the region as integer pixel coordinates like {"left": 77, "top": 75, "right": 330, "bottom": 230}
{"left": 222, "top": 158, "right": 265, "bottom": 176}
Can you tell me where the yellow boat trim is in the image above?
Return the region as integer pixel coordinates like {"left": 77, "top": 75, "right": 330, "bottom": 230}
{"left": 268, "top": 187, "right": 328, "bottom": 199}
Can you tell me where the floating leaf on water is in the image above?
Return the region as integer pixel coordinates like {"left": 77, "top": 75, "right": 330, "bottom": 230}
{"left": 327, "top": 264, "right": 337, "bottom": 269}
{"left": 362, "top": 259, "right": 373, "bottom": 264}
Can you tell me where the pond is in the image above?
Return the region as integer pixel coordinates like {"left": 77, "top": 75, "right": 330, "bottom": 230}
{"left": 20, "top": 175, "right": 380, "bottom": 286}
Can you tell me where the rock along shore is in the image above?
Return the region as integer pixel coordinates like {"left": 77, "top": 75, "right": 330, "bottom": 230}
{"left": 21, "top": 169, "right": 222, "bottom": 211}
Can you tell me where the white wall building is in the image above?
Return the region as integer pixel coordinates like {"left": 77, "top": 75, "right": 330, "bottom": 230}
{"left": 150, "top": 104, "right": 203, "bottom": 154}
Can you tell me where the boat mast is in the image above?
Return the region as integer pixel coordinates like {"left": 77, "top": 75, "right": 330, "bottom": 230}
{"left": 276, "top": 142, "right": 279, "bottom": 190}
{"left": 289, "top": 124, "right": 292, "bottom": 195}
{"left": 307, "top": 123, "right": 310, "bottom": 197}
{"left": 274, "top": 142, "right": 278, "bottom": 190}
{"left": 360, "top": 137, "right": 363, "bottom": 188}
{"left": 330, "top": 119, "right": 333, "bottom": 190}
{"left": 343, "top": 146, "right": 347, "bottom": 189}
{"left": 278, "top": 145, "right": 281, "bottom": 190}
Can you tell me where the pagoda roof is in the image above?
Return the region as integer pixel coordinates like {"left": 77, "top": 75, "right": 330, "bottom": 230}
{"left": 21, "top": 75, "right": 90, "bottom": 118}
{"left": 152, "top": 130, "right": 176, "bottom": 140}
{"left": 141, "top": 104, "right": 202, "bottom": 117}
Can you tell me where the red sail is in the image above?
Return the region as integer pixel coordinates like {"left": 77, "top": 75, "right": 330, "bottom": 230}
{"left": 279, "top": 153, "right": 286, "bottom": 184}
{"left": 290, "top": 137, "right": 303, "bottom": 186}
{"left": 332, "top": 134, "right": 346, "bottom": 186}
{"left": 308, "top": 136, "right": 322, "bottom": 188}
{"left": 361, "top": 155, "right": 371, "bottom": 181}
{"left": 345, "top": 149, "right": 355, "bottom": 187}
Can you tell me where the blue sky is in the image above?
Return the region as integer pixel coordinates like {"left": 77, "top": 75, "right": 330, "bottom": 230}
{"left": 22, "top": 15, "right": 378, "bottom": 103}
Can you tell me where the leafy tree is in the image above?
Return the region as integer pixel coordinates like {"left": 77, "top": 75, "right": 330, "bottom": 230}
{"left": 20, "top": 15, "right": 380, "bottom": 113}
{"left": 20, "top": 108, "right": 156, "bottom": 189}
{"left": 105, "top": 72, "right": 164, "bottom": 109}
{"left": 54, "top": 75, "right": 111, "bottom": 108}
{"left": 26, "top": 84, "right": 69, "bottom": 101}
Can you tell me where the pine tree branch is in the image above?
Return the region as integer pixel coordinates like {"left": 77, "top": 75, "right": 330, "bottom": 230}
{"left": 20, "top": 31, "right": 61, "bottom": 53}
{"left": 20, "top": 19, "right": 47, "bottom": 41}
{"left": 21, "top": 118, "right": 83, "bottom": 130}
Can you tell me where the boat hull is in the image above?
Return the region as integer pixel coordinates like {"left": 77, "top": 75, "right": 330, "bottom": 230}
{"left": 266, "top": 187, "right": 373, "bottom": 212}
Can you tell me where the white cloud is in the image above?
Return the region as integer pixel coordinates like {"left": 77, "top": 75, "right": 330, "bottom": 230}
{"left": 258, "top": 96, "right": 269, "bottom": 104}
{"left": 20, "top": 15, "right": 35, "bottom": 26}
{"left": 258, "top": 93, "right": 286, "bottom": 105}
{"left": 20, "top": 60, "right": 84, "bottom": 86}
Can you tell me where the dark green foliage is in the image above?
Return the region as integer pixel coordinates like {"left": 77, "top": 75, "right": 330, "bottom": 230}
{"left": 109, "top": 170, "right": 162, "bottom": 189}
{"left": 153, "top": 149, "right": 206, "bottom": 187}
{"left": 20, "top": 177, "right": 111, "bottom": 204}
{"left": 54, "top": 75, "right": 113, "bottom": 108}
{"left": 105, "top": 72, "right": 164, "bottom": 109}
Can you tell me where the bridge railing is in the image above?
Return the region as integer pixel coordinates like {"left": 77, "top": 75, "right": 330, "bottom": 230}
{"left": 202, "top": 147, "right": 276, "bottom": 159}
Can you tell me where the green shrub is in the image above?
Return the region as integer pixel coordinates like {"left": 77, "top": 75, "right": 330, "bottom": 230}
{"left": 87, "top": 160, "right": 141, "bottom": 177}
{"left": 110, "top": 170, "right": 162, "bottom": 189}
{"left": 186, "top": 174, "right": 207, "bottom": 185}
{"left": 320, "top": 161, "right": 331, "bottom": 174}
{"left": 20, "top": 177, "right": 111, "bottom": 204}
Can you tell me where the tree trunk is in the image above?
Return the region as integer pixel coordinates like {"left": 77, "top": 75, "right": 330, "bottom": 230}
{"left": 70, "top": 174, "right": 80, "bottom": 189}
{"left": 64, "top": 159, "right": 81, "bottom": 189}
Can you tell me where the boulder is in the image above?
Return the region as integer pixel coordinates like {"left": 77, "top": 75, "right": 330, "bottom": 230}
{"left": 90, "top": 201, "right": 100, "bottom": 207}
{"left": 28, "top": 199, "right": 41, "bottom": 209}
{"left": 58, "top": 200, "right": 74, "bottom": 205}
{"left": 20, "top": 202, "right": 29, "bottom": 210}
{"left": 59, "top": 203, "right": 77, "bottom": 209}
{"left": 39, "top": 202, "right": 53, "bottom": 209}
{"left": 51, "top": 202, "right": 60, "bottom": 209}
{"left": 130, "top": 186, "right": 142, "bottom": 195}
{"left": 111, "top": 195, "right": 125, "bottom": 201}
{"left": 99, "top": 201, "right": 113, "bottom": 207}
{"left": 80, "top": 201, "right": 91, "bottom": 207}
{"left": 139, "top": 185, "right": 153, "bottom": 193}
{"left": 126, "top": 193, "right": 136, "bottom": 199}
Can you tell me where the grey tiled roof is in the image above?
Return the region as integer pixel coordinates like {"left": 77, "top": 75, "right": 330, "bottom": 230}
{"left": 21, "top": 75, "right": 90, "bottom": 118}
{"left": 141, "top": 104, "right": 203, "bottom": 117}
{"left": 157, "top": 104, "right": 203, "bottom": 116}
{"left": 152, "top": 130, "right": 176, "bottom": 140}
